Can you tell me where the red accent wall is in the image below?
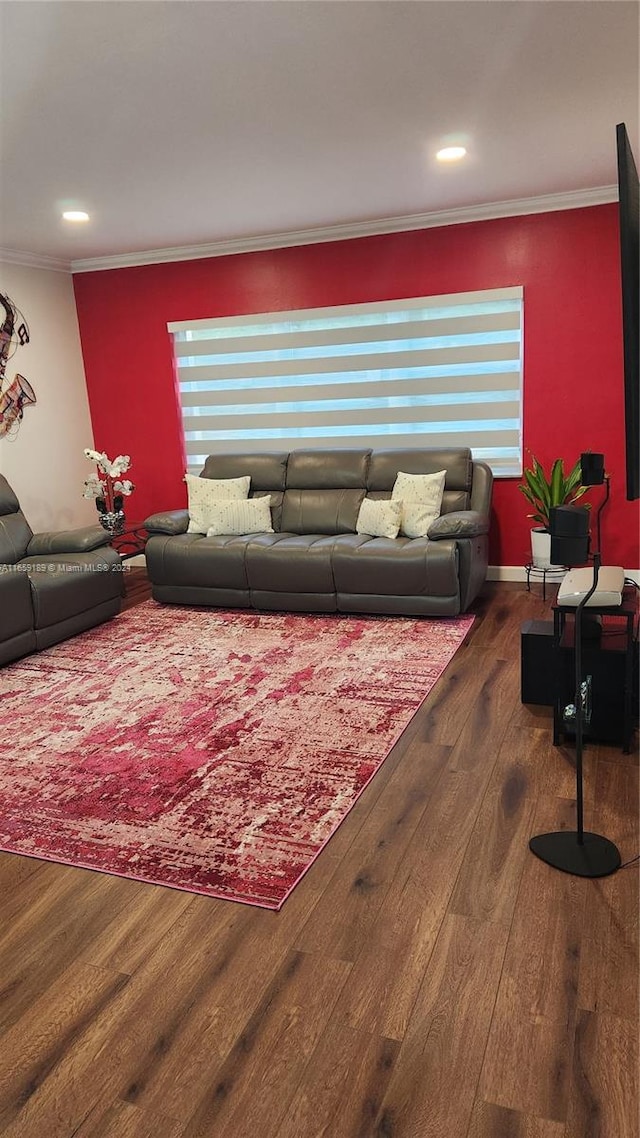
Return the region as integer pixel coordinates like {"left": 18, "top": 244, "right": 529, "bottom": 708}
{"left": 73, "top": 204, "right": 640, "bottom": 568}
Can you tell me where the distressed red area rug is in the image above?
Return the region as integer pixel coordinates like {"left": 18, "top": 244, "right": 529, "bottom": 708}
{"left": 0, "top": 603, "right": 473, "bottom": 908}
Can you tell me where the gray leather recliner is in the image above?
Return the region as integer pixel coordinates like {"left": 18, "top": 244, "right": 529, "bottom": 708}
{"left": 144, "top": 447, "right": 493, "bottom": 617}
{"left": 0, "top": 475, "right": 123, "bottom": 666}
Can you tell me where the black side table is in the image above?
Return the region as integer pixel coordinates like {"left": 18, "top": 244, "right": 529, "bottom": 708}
{"left": 108, "top": 522, "right": 148, "bottom": 561}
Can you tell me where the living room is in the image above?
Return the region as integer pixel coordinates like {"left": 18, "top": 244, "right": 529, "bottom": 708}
{"left": 0, "top": 2, "right": 638, "bottom": 1136}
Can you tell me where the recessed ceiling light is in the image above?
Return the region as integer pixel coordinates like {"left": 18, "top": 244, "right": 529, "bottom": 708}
{"left": 62, "top": 210, "right": 90, "bottom": 222}
{"left": 436, "top": 147, "right": 467, "bottom": 162}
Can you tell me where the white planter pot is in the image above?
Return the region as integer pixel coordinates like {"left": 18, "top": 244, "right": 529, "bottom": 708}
{"left": 530, "top": 528, "right": 564, "bottom": 570}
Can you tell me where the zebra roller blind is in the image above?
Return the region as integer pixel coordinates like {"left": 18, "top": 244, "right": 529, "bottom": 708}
{"left": 169, "top": 286, "right": 523, "bottom": 476}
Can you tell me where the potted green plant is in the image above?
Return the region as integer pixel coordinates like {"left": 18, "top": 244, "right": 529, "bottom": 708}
{"left": 519, "top": 455, "right": 591, "bottom": 568}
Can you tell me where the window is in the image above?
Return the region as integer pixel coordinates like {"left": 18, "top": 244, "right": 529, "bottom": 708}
{"left": 169, "top": 286, "right": 523, "bottom": 476}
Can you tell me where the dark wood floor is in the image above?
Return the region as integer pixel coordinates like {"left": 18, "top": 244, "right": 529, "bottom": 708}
{"left": 1, "top": 571, "right": 637, "bottom": 1137}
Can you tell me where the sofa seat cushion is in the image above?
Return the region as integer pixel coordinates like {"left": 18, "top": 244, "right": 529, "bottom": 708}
{"left": 246, "top": 533, "right": 336, "bottom": 593}
{"left": 146, "top": 533, "right": 256, "bottom": 590}
{"left": 19, "top": 550, "right": 122, "bottom": 630}
{"left": 331, "top": 534, "right": 459, "bottom": 597}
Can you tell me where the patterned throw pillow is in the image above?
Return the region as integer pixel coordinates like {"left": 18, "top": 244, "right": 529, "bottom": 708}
{"left": 185, "top": 473, "right": 251, "bottom": 534}
{"left": 355, "top": 497, "right": 403, "bottom": 539}
{"left": 205, "top": 496, "right": 273, "bottom": 536}
{"left": 391, "top": 470, "right": 446, "bottom": 538}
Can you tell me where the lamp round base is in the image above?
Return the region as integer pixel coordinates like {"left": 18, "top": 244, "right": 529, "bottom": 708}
{"left": 529, "top": 831, "right": 621, "bottom": 878}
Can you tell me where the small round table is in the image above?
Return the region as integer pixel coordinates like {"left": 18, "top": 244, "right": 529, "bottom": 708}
{"left": 108, "top": 522, "right": 148, "bottom": 561}
{"left": 524, "top": 562, "right": 567, "bottom": 602}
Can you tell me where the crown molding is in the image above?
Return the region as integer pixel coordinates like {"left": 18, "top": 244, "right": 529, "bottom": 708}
{"left": 70, "top": 185, "right": 618, "bottom": 274}
{"left": 0, "top": 247, "right": 71, "bottom": 273}
{"left": 2, "top": 186, "right": 618, "bottom": 277}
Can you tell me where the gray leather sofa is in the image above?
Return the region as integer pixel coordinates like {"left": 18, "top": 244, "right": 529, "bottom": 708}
{"left": 144, "top": 448, "right": 493, "bottom": 616}
{"left": 0, "top": 475, "right": 123, "bottom": 666}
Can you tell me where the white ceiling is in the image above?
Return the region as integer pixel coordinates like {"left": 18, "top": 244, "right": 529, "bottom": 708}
{"left": 0, "top": 1, "right": 638, "bottom": 268}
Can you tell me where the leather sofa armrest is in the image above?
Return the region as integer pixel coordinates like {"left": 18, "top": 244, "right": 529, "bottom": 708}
{"left": 27, "top": 526, "right": 111, "bottom": 555}
{"left": 144, "top": 509, "right": 189, "bottom": 535}
{"left": 427, "top": 510, "right": 490, "bottom": 539}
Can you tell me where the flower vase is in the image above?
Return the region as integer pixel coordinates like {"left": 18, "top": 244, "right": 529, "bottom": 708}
{"left": 96, "top": 495, "right": 126, "bottom": 536}
{"left": 530, "top": 527, "right": 563, "bottom": 570}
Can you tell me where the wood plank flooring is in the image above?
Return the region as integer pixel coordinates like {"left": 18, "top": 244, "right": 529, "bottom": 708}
{"left": 2, "top": 571, "right": 638, "bottom": 1137}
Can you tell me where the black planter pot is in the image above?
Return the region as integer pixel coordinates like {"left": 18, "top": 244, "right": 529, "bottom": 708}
{"left": 96, "top": 495, "right": 126, "bottom": 535}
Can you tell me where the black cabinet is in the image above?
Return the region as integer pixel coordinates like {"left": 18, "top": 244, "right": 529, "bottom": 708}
{"left": 521, "top": 588, "right": 638, "bottom": 751}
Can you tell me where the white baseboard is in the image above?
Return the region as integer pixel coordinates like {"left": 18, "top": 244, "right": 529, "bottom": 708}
{"left": 487, "top": 565, "right": 640, "bottom": 585}
{"left": 487, "top": 566, "right": 528, "bottom": 582}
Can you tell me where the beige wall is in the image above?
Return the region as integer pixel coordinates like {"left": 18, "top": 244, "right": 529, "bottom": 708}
{"left": 0, "top": 260, "right": 96, "bottom": 531}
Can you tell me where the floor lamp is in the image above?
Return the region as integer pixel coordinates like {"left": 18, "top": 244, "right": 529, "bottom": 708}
{"left": 529, "top": 453, "right": 622, "bottom": 878}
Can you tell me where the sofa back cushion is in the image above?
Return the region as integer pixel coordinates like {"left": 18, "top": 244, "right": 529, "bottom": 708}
{"left": 0, "top": 476, "right": 33, "bottom": 564}
{"left": 196, "top": 447, "right": 478, "bottom": 535}
{"left": 201, "top": 451, "right": 288, "bottom": 530}
{"left": 367, "top": 448, "right": 473, "bottom": 513}
{"left": 201, "top": 452, "right": 288, "bottom": 489}
{"left": 281, "top": 489, "right": 366, "bottom": 535}
{"left": 282, "top": 449, "right": 370, "bottom": 534}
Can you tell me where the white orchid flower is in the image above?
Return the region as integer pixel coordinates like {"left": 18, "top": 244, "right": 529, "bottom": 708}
{"left": 84, "top": 448, "right": 112, "bottom": 474}
{"left": 109, "top": 454, "right": 131, "bottom": 477}
{"left": 82, "top": 474, "right": 105, "bottom": 499}
{"left": 83, "top": 447, "right": 134, "bottom": 504}
{"left": 113, "top": 479, "right": 134, "bottom": 496}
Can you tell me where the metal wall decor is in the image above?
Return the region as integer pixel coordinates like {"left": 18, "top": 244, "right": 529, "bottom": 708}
{"left": 0, "top": 292, "right": 35, "bottom": 439}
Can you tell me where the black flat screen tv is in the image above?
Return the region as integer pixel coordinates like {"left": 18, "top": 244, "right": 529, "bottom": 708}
{"left": 616, "top": 123, "right": 639, "bottom": 501}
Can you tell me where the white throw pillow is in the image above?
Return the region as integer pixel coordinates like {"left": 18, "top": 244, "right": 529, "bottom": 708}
{"left": 205, "top": 496, "right": 273, "bottom": 536}
{"left": 356, "top": 497, "right": 403, "bottom": 539}
{"left": 391, "top": 470, "right": 447, "bottom": 537}
{"left": 400, "top": 502, "right": 440, "bottom": 540}
{"left": 185, "top": 473, "right": 251, "bottom": 534}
